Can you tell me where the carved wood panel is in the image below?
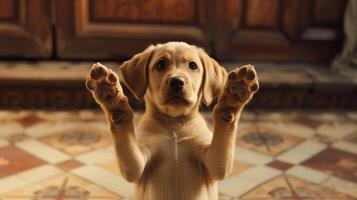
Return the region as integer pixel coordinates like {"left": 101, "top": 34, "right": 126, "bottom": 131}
{"left": 56, "top": 0, "right": 211, "bottom": 59}
{"left": 0, "top": 0, "right": 16, "bottom": 21}
{"left": 89, "top": 0, "right": 196, "bottom": 24}
{"left": 0, "top": 0, "right": 52, "bottom": 58}
{"left": 215, "top": 0, "right": 348, "bottom": 61}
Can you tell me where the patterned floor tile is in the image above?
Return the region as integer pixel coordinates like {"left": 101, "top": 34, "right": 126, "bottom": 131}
{"left": 256, "top": 111, "right": 297, "bottom": 122}
{"left": 242, "top": 175, "right": 354, "bottom": 200}
{"left": 235, "top": 146, "right": 273, "bottom": 165}
{"left": 317, "top": 122, "right": 357, "bottom": 140}
{"left": 0, "top": 173, "right": 121, "bottom": 199}
{"left": 0, "top": 122, "right": 25, "bottom": 142}
{"left": 56, "top": 160, "right": 84, "bottom": 171}
{"left": 303, "top": 148, "right": 357, "bottom": 183}
{"left": 40, "top": 124, "right": 113, "bottom": 156}
{"left": 322, "top": 176, "right": 357, "bottom": 198}
{"left": 0, "top": 146, "right": 44, "bottom": 178}
{"left": 237, "top": 124, "right": 302, "bottom": 156}
{"left": 219, "top": 165, "right": 281, "bottom": 197}
{"left": 15, "top": 139, "right": 70, "bottom": 164}
{"left": 333, "top": 140, "right": 357, "bottom": 155}
{"left": 292, "top": 113, "right": 322, "bottom": 129}
{"left": 72, "top": 165, "right": 133, "bottom": 198}
{"left": 75, "top": 146, "right": 116, "bottom": 165}
{"left": 24, "top": 121, "right": 80, "bottom": 138}
{"left": 266, "top": 160, "right": 294, "bottom": 171}
{"left": 285, "top": 165, "right": 329, "bottom": 184}
{"left": 17, "top": 165, "right": 62, "bottom": 183}
{"left": 0, "top": 175, "right": 28, "bottom": 194}
{"left": 0, "top": 110, "right": 356, "bottom": 199}
{"left": 16, "top": 113, "right": 45, "bottom": 128}
{"left": 347, "top": 131, "right": 357, "bottom": 145}
{"left": 277, "top": 140, "right": 327, "bottom": 164}
{"left": 0, "top": 139, "right": 9, "bottom": 148}
{"left": 271, "top": 121, "right": 316, "bottom": 139}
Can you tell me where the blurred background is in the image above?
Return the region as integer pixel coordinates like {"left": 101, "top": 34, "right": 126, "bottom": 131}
{"left": 0, "top": 0, "right": 357, "bottom": 199}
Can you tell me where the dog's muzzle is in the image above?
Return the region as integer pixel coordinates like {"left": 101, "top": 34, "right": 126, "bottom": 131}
{"left": 168, "top": 76, "right": 185, "bottom": 92}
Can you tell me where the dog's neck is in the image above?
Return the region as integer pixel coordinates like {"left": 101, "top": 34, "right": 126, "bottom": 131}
{"left": 143, "top": 99, "right": 205, "bottom": 137}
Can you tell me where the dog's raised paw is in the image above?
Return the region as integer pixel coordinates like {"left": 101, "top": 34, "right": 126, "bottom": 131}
{"left": 220, "top": 65, "right": 259, "bottom": 107}
{"left": 86, "top": 63, "right": 123, "bottom": 101}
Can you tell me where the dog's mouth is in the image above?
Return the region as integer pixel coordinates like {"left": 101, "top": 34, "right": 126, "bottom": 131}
{"left": 163, "top": 94, "right": 191, "bottom": 105}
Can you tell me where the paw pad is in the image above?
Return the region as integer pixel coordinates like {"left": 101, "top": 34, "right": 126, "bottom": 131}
{"left": 86, "top": 63, "right": 122, "bottom": 101}
{"left": 222, "top": 65, "right": 259, "bottom": 105}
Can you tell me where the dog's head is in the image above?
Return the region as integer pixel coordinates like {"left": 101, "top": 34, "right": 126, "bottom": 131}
{"left": 120, "top": 42, "right": 227, "bottom": 117}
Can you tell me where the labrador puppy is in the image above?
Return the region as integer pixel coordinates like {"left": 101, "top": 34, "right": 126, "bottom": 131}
{"left": 85, "top": 42, "right": 259, "bottom": 200}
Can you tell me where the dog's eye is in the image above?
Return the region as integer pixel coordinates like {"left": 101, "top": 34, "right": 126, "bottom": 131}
{"left": 188, "top": 62, "right": 197, "bottom": 70}
{"left": 155, "top": 60, "right": 166, "bottom": 71}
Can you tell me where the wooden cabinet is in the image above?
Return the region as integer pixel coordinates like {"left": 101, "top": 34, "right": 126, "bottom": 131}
{"left": 0, "top": 0, "right": 52, "bottom": 58}
{"left": 0, "top": 0, "right": 348, "bottom": 61}
{"left": 55, "top": 0, "right": 213, "bottom": 59}
{"left": 215, "top": 0, "right": 348, "bottom": 61}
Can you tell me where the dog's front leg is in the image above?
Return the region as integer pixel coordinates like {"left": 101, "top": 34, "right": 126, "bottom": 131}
{"left": 203, "top": 65, "right": 259, "bottom": 180}
{"left": 86, "top": 63, "right": 146, "bottom": 182}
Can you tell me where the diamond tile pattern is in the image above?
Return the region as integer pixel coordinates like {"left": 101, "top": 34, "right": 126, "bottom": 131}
{"left": 0, "top": 110, "right": 356, "bottom": 199}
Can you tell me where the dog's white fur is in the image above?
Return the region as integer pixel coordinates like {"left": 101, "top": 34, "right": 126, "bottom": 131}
{"left": 86, "top": 42, "right": 259, "bottom": 200}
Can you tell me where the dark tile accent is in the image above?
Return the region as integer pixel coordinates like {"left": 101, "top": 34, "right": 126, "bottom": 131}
{"left": 303, "top": 148, "right": 357, "bottom": 183}
{"left": 267, "top": 160, "right": 294, "bottom": 171}
{"left": 56, "top": 160, "right": 83, "bottom": 171}
{"left": 0, "top": 146, "right": 45, "bottom": 178}
{"left": 17, "top": 113, "right": 44, "bottom": 128}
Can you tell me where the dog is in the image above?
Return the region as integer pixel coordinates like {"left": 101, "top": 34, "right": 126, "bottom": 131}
{"left": 85, "top": 42, "right": 259, "bottom": 200}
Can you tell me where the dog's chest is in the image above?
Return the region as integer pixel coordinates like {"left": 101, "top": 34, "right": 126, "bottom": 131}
{"left": 142, "top": 134, "right": 209, "bottom": 181}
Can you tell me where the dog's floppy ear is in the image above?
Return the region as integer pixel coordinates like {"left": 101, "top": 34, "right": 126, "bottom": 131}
{"left": 198, "top": 48, "right": 227, "bottom": 106}
{"left": 119, "top": 45, "right": 156, "bottom": 100}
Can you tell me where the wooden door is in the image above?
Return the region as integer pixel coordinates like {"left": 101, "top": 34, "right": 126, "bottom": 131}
{"left": 215, "top": 0, "right": 348, "bottom": 61}
{"left": 0, "top": 0, "right": 52, "bottom": 58}
{"left": 55, "top": 0, "right": 213, "bottom": 59}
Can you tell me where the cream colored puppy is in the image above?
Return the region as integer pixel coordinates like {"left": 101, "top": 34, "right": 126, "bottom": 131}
{"left": 86, "top": 42, "right": 259, "bottom": 200}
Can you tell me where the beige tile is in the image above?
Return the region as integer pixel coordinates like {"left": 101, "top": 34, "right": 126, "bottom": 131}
{"left": 219, "top": 165, "right": 281, "bottom": 197}
{"left": 0, "top": 175, "right": 28, "bottom": 194}
{"left": 0, "top": 122, "right": 23, "bottom": 139}
{"left": 75, "top": 146, "right": 115, "bottom": 164}
{"left": 323, "top": 176, "right": 357, "bottom": 198}
{"left": 219, "top": 178, "right": 257, "bottom": 197}
{"left": 317, "top": 122, "right": 357, "bottom": 140}
{"left": 235, "top": 147, "right": 273, "bottom": 165}
{"left": 273, "top": 122, "right": 316, "bottom": 139}
{"left": 17, "top": 165, "right": 62, "bottom": 183}
{"left": 72, "top": 165, "right": 133, "bottom": 198}
{"left": 3, "top": 173, "right": 120, "bottom": 199}
{"left": 0, "top": 111, "right": 23, "bottom": 121}
{"left": 333, "top": 140, "right": 357, "bottom": 155}
{"left": 24, "top": 121, "right": 79, "bottom": 138}
{"left": 277, "top": 140, "right": 327, "bottom": 164}
{"left": 286, "top": 165, "right": 329, "bottom": 184}
{"left": 236, "top": 165, "right": 281, "bottom": 183}
{"left": 0, "top": 139, "right": 9, "bottom": 148}
{"left": 16, "top": 139, "right": 70, "bottom": 164}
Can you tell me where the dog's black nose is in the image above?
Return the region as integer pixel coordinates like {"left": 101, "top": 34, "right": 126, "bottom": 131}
{"left": 169, "top": 77, "right": 185, "bottom": 91}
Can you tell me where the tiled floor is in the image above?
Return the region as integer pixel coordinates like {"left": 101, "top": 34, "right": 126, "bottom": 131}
{"left": 0, "top": 110, "right": 357, "bottom": 199}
